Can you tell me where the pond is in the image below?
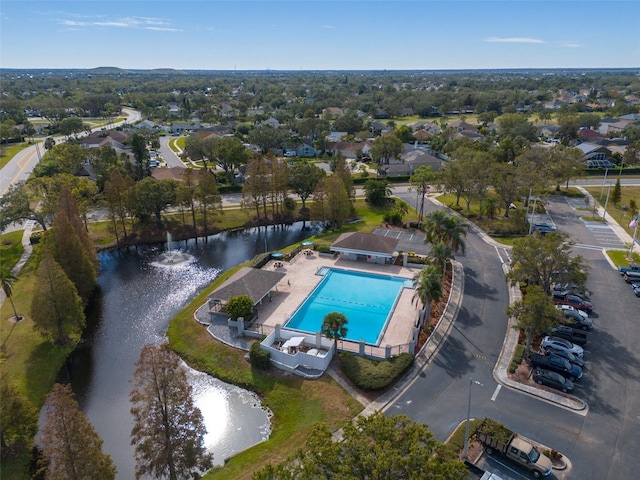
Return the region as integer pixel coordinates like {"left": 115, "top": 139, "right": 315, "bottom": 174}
{"left": 69, "top": 223, "right": 317, "bottom": 478}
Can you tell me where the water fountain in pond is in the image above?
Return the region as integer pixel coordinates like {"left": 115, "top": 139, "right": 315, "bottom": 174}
{"left": 153, "top": 232, "right": 195, "bottom": 267}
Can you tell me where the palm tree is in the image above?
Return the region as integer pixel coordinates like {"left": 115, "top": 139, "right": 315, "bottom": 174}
{"left": 412, "top": 265, "right": 443, "bottom": 323}
{"left": 428, "top": 242, "right": 453, "bottom": 279}
{"left": 424, "top": 210, "right": 468, "bottom": 255}
{"left": 321, "top": 311, "right": 348, "bottom": 351}
{"left": 442, "top": 215, "right": 468, "bottom": 255}
{"left": 424, "top": 210, "right": 449, "bottom": 245}
{"left": 0, "top": 266, "right": 21, "bottom": 321}
{"left": 483, "top": 197, "right": 499, "bottom": 219}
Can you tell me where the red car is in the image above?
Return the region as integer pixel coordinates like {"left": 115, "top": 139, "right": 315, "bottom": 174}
{"left": 553, "top": 294, "right": 593, "bottom": 313}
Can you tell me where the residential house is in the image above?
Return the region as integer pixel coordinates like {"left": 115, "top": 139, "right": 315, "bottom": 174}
{"left": 322, "top": 107, "right": 343, "bottom": 119}
{"left": 381, "top": 149, "right": 445, "bottom": 177}
{"left": 598, "top": 117, "right": 635, "bottom": 135}
{"left": 537, "top": 124, "right": 560, "bottom": 139}
{"left": 79, "top": 130, "right": 129, "bottom": 150}
{"left": 326, "top": 131, "right": 348, "bottom": 143}
{"left": 171, "top": 122, "right": 201, "bottom": 134}
{"left": 167, "top": 102, "right": 180, "bottom": 115}
{"left": 260, "top": 117, "right": 280, "bottom": 129}
{"left": 578, "top": 129, "right": 606, "bottom": 142}
{"left": 326, "top": 141, "right": 372, "bottom": 159}
{"left": 448, "top": 119, "right": 477, "bottom": 132}
{"left": 296, "top": 144, "right": 316, "bottom": 157}
{"left": 575, "top": 142, "right": 613, "bottom": 163}
{"left": 134, "top": 119, "right": 162, "bottom": 131}
{"left": 369, "top": 121, "right": 392, "bottom": 136}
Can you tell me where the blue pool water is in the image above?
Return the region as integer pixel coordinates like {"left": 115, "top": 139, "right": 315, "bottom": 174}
{"left": 284, "top": 268, "right": 413, "bottom": 345}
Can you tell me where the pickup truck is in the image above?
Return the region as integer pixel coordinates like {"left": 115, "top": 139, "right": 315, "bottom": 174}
{"left": 548, "top": 324, "right": 590, "bottom": 346}
{"left": 528, "top": 352, "right": 583, "bottom": 380}
{"left": 618, "top": 264, "right": 640, "bottom": 275}
{"left": 623, "top": 270, "right": 640, "bottom": 283}
{"left": 475, "top": 419, "right": 552, "bottom": 478}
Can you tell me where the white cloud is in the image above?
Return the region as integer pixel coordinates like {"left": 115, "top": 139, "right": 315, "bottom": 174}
{"left": 146, "top": 27, "right": 183, "bottom": 32}
{"left": 56, "top": 15, "right": 179, "bottom": 31}
{"left": 321, "top": 25, "right": 335, "bottom": 29}
{"left": 485, "top": 37, "right": 545, "bottom": 44}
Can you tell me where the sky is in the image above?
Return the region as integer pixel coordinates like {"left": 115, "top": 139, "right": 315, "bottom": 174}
{"left": 1, "top": 0, "right": 639, "bottom": 71}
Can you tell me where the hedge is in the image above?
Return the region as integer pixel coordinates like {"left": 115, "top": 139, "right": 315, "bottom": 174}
{"left": 339, "top": 352, "right": 414, "bottom": 391}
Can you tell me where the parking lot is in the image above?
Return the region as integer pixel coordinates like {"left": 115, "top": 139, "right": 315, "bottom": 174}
{"left": 373, "top": 227, "right": 430, "bottom": 255}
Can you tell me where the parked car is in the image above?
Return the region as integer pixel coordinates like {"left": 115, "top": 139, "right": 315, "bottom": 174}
{"left": 543, "top": 346, "right": 585, "bottom": 368}
{"left": 555, "top": 304, "right": 589, "bottom": 320}
{"left": 532, "top": 223, "right": 557, "bottom": 236}
{"left": 551, "top": 285, "right": 591, "bottom": 301}
{"left": 528, "top": 353, "right": 583, "bottom": 380}
{"left": 541, "top": 336, "right": 584, "bottom": 358}
{"left": 623, "top": 271, "right": 640, "bottom": 283}
{"left": 532, "top": 368, "right": 575, "bottom": 392}
{"left": 553, "top": 294, "right": 593, "bottom": 313}
{"left": 632, "top": 282, "right": 640, "bottom": 298}
{"left": 555, "top": 306, "right": 593, "bottom": 331}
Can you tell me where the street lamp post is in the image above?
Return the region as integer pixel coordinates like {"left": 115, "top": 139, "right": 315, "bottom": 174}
{"left": 602, "top": 182, "right": 613, "bottom": 221}
{"left": 629, "top": 218, "right": 639, "bottom": 259}
{"left": 528, "top": 196, "right": 539, "bottom": 235}
{"left": 461, "top": 378, "right": 483, "bottom": 461}
{"left": 600, "top": 168, "right": 609, "bottom": 200}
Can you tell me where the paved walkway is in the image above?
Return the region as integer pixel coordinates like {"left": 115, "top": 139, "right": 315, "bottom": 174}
{"left": 0, "top": 222, "right": 34, "bottom": 312}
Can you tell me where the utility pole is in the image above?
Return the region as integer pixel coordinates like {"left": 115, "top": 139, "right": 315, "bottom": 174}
{"left": 461, "top": 378, "right": 483, "bottom": 461}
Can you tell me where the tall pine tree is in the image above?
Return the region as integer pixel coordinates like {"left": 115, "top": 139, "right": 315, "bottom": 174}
{"left": 31, "top": 251, "right": 85, "bottom": 344}
{"left": 0, "top": 378, "right": 37, "bottom": 458}
{"left": 39, "top": 383, "right": 116, "bottom": 479}
{"left": 48, "top": 185, "right": 98, "bottom": 305}
{"left": 130, "top": 344, "right": 212, "bottom": 480}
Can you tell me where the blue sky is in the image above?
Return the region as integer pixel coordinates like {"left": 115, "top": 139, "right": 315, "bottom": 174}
{"left": 1, "top": 1, "right": 638, "bottom": 70}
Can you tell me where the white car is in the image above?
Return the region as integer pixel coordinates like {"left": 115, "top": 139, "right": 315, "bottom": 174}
{"left": 541, "top": 336, "right": 584, "bottom": 358}
{"left": 555, "top": 304, "right": 589, "bottom": 319}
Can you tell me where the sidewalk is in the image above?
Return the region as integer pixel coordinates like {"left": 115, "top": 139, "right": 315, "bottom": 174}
{"left": 0, "top": 222, "right": 34, "bottom": 310}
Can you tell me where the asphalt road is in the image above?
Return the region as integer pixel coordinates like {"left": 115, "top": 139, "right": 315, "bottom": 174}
{"left": 388, "top": 192, "right": 640, "bottom": 479}
{"left": 158, "top": 135, "right": 186, "bottom": 168}
{"left": 0, "top": 108, "right": 141, "bottom": 196}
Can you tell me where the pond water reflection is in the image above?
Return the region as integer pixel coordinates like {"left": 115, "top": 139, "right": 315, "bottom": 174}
{"left": 70, "top": 224, "right": 316, "bottom": 478}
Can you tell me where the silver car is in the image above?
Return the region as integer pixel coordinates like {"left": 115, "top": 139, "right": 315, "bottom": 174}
{"left": 541, "top": 336, "right": 584, "bottom": 358}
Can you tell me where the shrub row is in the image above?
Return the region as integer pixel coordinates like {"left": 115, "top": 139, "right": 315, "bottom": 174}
{"left": 509, "top": 342, "right": 526, "bottom": 373}
{"left": 339, "top": 352, "right": 414, "bottom": 391}
{"left": 249, "top": 341, "right": 271, "bottom": 370}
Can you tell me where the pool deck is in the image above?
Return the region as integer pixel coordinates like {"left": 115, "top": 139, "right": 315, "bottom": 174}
{"left": 252, "top": 251, "right": 421, "bottom": 349}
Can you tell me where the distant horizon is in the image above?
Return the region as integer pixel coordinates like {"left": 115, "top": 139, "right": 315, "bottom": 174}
{"left": 2, "top": 1, "right": 639, "bottom": 70}
{"left": 3, "top": 66, "right": 639, "bottom": 73}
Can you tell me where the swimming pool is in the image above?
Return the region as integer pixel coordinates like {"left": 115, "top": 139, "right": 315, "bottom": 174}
{"left": 284, "top": 268, "right": 413, "bottom": 345}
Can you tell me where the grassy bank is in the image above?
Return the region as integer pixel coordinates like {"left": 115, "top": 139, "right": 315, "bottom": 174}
{"left": 0, "top": 142, "right": 32, "bottom": 169}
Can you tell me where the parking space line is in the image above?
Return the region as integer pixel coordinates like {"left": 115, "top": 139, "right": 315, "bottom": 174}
{"left": 491, "top": 384, "right": 502, "bottom": 401}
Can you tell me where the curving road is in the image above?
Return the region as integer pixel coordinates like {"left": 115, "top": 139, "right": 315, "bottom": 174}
{"left": 389, "top": 190, "right": 640, "bottom": 479}
{"left": 0, "top": 108, "right": 141, "bottom": 196}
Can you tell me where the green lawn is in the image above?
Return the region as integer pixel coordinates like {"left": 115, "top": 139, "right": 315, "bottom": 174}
{"left": 0, "top": 142, "right": 33, "bottom": 169}
{"left": 584, "top": 185, "right": 640, "bottom": 240}
{"left": 0, "top": 230, "right": 25, "bottom": 268}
